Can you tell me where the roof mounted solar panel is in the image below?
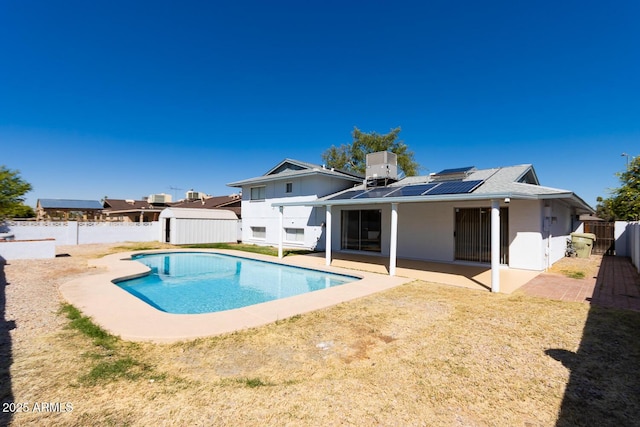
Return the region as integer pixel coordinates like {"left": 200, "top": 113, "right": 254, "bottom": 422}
{"left": 431, "top": 166, "right": 477, "bottom": 182}
{"left": 423, "top": 179, "right": 483, "bottom": 195}
{"left": 327, "top": 190, "right": 365, "bottom": 200}
{"left": 386, "top": 183, "right": 439, "bottom": 197}
{"left": 354, "top": 187, "right": 400, "bottom": 199}
{"left": 435, "top": 166, "right": 475, "bottom": 175}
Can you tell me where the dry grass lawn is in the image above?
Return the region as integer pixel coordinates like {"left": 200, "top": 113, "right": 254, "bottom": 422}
{"left": 2, "top": 244, "right": 640, "bottom": 426}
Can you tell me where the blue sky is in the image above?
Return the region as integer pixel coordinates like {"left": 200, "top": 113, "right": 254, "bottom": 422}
{"left": 1, "top": 1, "right": 638, "bottom": 208}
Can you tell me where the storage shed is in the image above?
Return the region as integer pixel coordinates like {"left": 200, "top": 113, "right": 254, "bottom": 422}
{"left": 159, "top": 208, "right": 239, "bottom": 244}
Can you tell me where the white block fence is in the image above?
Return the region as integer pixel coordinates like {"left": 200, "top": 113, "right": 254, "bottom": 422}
{"left": 2, "top": 221, "right": 160, "bottom": 245}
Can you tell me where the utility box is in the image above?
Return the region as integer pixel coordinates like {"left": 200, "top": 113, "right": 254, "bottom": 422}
{"left": 571, "top": 232, "right": 597, "bottom": 258}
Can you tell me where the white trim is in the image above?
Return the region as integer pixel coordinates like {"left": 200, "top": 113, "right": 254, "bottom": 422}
{"left": 389, "top": 203, "right": 398, "bottom": 276}
{"left": 491, "top": 199, "right": 500, "bottom": 292}
{"left": 325, "top": 206, "right": 332, "bottom": 266}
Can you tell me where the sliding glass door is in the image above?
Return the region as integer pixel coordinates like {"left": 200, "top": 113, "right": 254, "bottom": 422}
{"left": 341, "top": 209, "right": 382, "bottom": 252}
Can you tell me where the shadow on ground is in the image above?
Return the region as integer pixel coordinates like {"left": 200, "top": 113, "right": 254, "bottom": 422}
{"left": 0, "top": 256, "right": 15, "bottom": 426}
{"left": 547, "top": 256, "right": 640, "bottom": 426}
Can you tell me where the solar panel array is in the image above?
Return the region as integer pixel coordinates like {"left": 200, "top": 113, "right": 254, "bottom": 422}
{"left": 327, "top": 180, "right": 484, "bottom": 201}
{"left": 436, "top": 166, "right": 475, "bottom": 175}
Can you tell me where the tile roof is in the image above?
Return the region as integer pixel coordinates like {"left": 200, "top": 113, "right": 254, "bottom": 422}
{"left": 170, "top": 195, "right": 242, "bottom": 217}
{"left": 102, "top": 199, "right": 164, "bottom": 211}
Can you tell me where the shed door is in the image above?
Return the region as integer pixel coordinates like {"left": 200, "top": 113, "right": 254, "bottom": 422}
{"left": 455, "top": 207, "right": 508, "bottom": 264}
{"left": 164, "top": 218, "right": 171, "bottom": 243}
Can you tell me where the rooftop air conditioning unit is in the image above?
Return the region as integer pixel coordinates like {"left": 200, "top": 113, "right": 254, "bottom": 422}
{"left": 186, "top": 190, "right": 201, "bottom": 201}
{"left": 148, "top": 193, "right": 172, "bottom": 204}
{"left": 365, "top": 151, "right": 398, "bottom": 185}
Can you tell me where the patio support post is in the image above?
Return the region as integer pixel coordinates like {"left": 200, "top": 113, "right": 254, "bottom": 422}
{"left": 325, "top": 205, "right": 332, "bottom": 266}
{"left": 390, "top": 203, "right": 399, "bottom": 276}
{"left": 278, "top": 206, "right": 284, "bottom": 259}
{"left": 491, "top": 199, "right": 500, "bottom": 292}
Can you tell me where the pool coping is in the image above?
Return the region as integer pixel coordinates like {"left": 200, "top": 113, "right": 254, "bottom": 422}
{"left": 59, "top": 249, "right": 411, "bottom": 343}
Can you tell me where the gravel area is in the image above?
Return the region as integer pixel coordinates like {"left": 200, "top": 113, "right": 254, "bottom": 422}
{"left": 2, "top": 244, "right": 116, "bottom": 348}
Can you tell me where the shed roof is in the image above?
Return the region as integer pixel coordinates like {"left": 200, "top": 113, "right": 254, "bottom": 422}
{"left": 38, "top": 199, "right": 103, "bottom": 210}
{"left": 159, "top": 208, "right": 238, "bottom": 220}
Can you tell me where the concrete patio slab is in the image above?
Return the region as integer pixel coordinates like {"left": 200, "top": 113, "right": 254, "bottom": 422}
{"left": 291, "top": 252, "right": 541, "bottom": 294}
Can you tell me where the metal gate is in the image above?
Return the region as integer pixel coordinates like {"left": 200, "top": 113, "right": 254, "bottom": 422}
{"left": 583, "top": 221, "right": 615, "bottom": 255}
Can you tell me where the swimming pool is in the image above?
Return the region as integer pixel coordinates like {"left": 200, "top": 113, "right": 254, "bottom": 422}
{"left": 115, "top": 252, "right": 359, "bottom": 314}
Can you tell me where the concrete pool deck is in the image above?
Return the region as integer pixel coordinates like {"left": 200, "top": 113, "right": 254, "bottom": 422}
{"left": 60, "top": 249, "right": 411, "bottom": 343}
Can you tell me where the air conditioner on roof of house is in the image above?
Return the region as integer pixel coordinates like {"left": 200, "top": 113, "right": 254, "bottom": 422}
{"left": 186, "top": 191, "right": 201, "bottom": 201}
{"left": 365, "top": 151, "right": 398, "bottom": 186}
{"left": 148, "top": 193, "right": 172, "bottom": 204}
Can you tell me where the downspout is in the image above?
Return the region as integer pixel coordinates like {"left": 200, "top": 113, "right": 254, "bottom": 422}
{"left": 544, "top": 203, "right": 552, "bottom": 271}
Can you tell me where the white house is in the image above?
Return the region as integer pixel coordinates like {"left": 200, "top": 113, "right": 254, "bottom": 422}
{"left": 242, "top": 156, "right": 594, "bottom": 292}
{"left": 227, "top": 159, "right": 363, "bottom": 250}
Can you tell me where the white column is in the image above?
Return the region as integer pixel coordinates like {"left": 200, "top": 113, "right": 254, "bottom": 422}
{"left": 390, "top": 203, "right": 399, "bottom": 276}
{"left": 491, "top": 199, "right": 500, "bottom": 292}
{"left": 325, "top": 205, "right": 332, "bottom": 266}
{"left": 278, "top": 206, "right": 284, "bottom": 259}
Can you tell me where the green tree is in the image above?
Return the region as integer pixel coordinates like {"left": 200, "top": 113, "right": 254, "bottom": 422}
{"left": 0, "top": 166, "right": 33, "bottom": 219}
{"left": 322, "top": 127, "right": 421, "bottom": 176}
{"left": 596, "top": 155, "right": 640, "bottom": 221}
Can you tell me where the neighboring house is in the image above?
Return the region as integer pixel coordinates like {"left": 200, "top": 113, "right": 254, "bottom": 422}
{"left": 102, "top": 198, "right": 171, "bottom": 222}
{"left": 36, "top": 199, "right": 104, "bottom": 221}
{"left": 267, "top": 160, "right": 594, "bottom": 292}
{"left": 171, "top": 194, "right": 242, "bottom": 218}
{"left": 227, "top": 159, "right": 363, "bottom": 250}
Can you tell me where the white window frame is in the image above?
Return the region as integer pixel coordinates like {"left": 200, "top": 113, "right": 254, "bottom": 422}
{"left": 285, "top": 182, "right": 293, "bottom": 193}
{"left": 284, "top": 227, "right": 304, "bottom": 242}
{"left": 251, "top": 226, "right": 266, "bottom": 239}
{"left": 250, "top": 186, "right": 266, "bottom": 201}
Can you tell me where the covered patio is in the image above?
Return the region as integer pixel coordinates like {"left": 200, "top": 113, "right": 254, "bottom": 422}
{"left": 286, "top": 251, "right": 541, "bottom": 294}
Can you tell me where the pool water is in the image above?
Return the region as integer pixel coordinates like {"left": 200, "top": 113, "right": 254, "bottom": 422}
{"left": 115, "top": 252, "right": 358, "bottom": 314}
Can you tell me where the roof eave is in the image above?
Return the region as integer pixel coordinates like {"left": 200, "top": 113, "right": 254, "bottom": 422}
{"left": 273, "top": 191, "right": 595, "bottom": 213}
{"left": 227, "top": 169, "right": 363, "bottom": 187}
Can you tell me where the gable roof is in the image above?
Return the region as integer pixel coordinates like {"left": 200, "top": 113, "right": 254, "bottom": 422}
{"left": 170, "top": 195, "right": 242, "bottom": 217}
{"left": 102, "top": 199, "right": 167, "bottom": 213}
{"left": 227, "top": 158, "right": 363, "bottom": 188}
{"left": 38, "top": 199, "right": 103, "bottom": 210}
{"left": 274, "top": 164, "right": 594, "bottom": 214}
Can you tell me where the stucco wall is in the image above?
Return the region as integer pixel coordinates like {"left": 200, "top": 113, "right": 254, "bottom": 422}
{"left": 4, "top": 221, "right": 160, "bottom": 245}
{"left": 396, "top": 202, "right": 455, "bottom": 262}
{"left": 508, "top": 200, "right": 545, "bottom": 270}
{"left": 240, "top": 174, "right": 356, "bottom": 250}
{"left": 328, "top": 198, "right": 578, "bottom": 271}
{"left": 0, "top": 239, "right": 56, "bottom": 260}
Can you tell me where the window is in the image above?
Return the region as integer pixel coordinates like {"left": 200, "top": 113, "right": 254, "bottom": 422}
{"left": 251, "top": 226, "right": 266, "bottom": 239}
{"left": 250, "top": 186, "right": 266, "bottom": 201}
{"left": 285, "top": 228, "right": 304, "bottom": 242}
{"left": 285, "top": 182, "right": 293, "bottom": 193}
{"left": 341, "top": 209, "right": 382, "bottom": 252}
